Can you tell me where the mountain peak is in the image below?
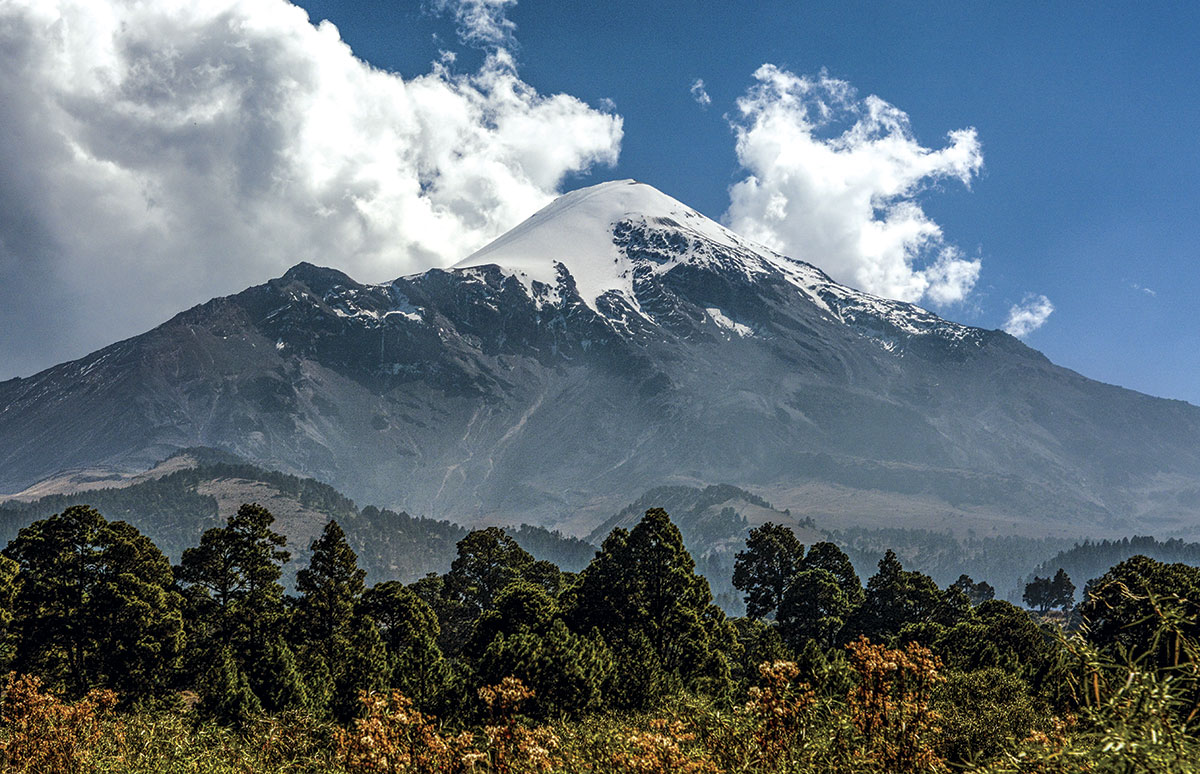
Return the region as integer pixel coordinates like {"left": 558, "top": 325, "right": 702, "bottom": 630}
{"left": 452, "top": 180, "right": 750, "bottom": 311}
{"left": 280, "top": 261, "right": 356, "bottom": 292}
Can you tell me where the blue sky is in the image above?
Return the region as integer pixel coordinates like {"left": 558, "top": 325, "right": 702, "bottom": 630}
{"left": 1, "top": 1, "right": 1196, "bottom": 406}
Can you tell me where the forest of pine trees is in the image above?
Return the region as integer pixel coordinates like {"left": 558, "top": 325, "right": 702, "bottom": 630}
{"left": 2, "top": 503, "right": 1200, "bottom": 772}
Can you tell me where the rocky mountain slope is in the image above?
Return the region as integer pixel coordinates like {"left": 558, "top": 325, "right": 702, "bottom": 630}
{"left": 2, "top": 180, "right": 1199, "bottom": 538}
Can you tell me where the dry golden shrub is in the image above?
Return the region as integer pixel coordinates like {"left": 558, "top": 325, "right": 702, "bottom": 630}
{"left": 744, "top": 659, "right": 817, "bottom": 763}
{"left": 477, "top": 677, "right": 558, "bottom": 774}
{"left": 0, "top": 672, "right": 118, "bottom": 774}
{"left": 336, "top": 689, "right": 468, "bottom": 774}
{"left": 608, "top": 718, "right": 719, "bottom": 774}
{"left": 846, "top": 637, "right": 945, "bottom": 773}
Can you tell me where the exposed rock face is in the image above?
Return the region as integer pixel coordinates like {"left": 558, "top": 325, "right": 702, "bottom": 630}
{"left": 2, "top": 180, "right": 1199, "bottom": 537}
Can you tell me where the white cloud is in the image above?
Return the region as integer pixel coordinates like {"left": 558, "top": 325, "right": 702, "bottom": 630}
{"left": 1003, "top": 294, "right": 1055, "bottom": 337}
{"left": 430, "top": 0, "right": 517, "bottom": 48}
{"left": 1131, "top": 282, "right": 1157, "bottom": 297}
{"left": 725, "top": 66, "right": 983, "bottom": 307}
{"left": 0, "top": 0, "right": 621, "bottom": 378}
{"left": 690, "top": 78, "right": 711, "bottom": 108}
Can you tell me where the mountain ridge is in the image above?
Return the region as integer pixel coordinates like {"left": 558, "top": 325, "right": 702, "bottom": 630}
{"left": 1, "top": 180, "right": 1198, "bottom": 539}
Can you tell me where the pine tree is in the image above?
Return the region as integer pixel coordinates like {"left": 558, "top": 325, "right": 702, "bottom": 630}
{"left": 443, "top": 527, "right": 537, "bottom": 616}
{"left": 732, "top": 522, "right": 805, "bottom": 619}
{"left": 360, "top": 580, "right": 449, "bottom": 712}
{"left": 477, "top": 619, "right": 613, "bottom": 719}
{"left": 330, "top": 614, "right": 387, "bottom": 723}
{"left": 566, "top": 508, "right": 737, "bottom": 707}
{"left": 950, "top": 574, "right": 995, "bottom": 606}
{"left": 176, "top": 502, "right": 290, "bottom": 714}
{"left": 293, "top": 520, "right": 365, "bottom": 669}
{"left": 3, "top": 505, "right": 183, "bottom": 700}
{"left": 196, "top": 645, "right": 262, "bottom": 727}
{"left": 250, "top": 636, "right": 309, "bottom": 714}
{"left": 1022, "top": 575, "right": 1054, "bottom": 613}
{"left": 802, "top": 541, "right": 865, "bottom": 607}
{"left": 848, "top": 550, "right": 942, "bottom": 641}
{"left": 0, "top": 555, "right": 19, "bottom": 672}
{"left": 176, "top": 502, "right": 290, "bottom": 650}
{"left": 777, "top": 567, "right": 854, "bottom": 648}
{"left": 1050, "top": 568, "right": 1076, "bottom": 611}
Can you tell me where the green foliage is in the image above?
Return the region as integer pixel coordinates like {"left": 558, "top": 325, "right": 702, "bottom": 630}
{"left": 1078, "top": 555, "right": 1200, "bottom": 665}
{"left": 443, "top": 527, "right": 540, "bottom": 618}
{"left": 4, "top": 500, "right": 1200, "bottom": 772}
{"left": 196, "top": 646, "right": 262, "bottom": 728}
{"left": 730, "top": 617, "right": 791, "bottom": 687}
{"left": 477, "top": 619, "right": 614, "bottom": 719}
{"left": 1023, "top": 568, "right": 1076, "bottom": 613}
{"left": 933, "top": 667, "right": 1041, "bottom": 764}
{"left": 2, "top": 505, "right": 183, "bottom": 700}
{"left": 251, "top": 636, "right": 309, "bottom": 714}
{"left": 567, "top": 508, "right": 737, "bottom": 708}
{"left": 329, "top": 613, "right": 387, "bottom": 723}
{"left": 733, "top": 522, "right": 805, "bottom": 619}
{"left": 357, "top": 579, "right": 448, "bottom": 711}
{"left": 1031, "top": 535, "right": 1200, "bottom": 595}
{"left": 848, "top": 549, "right": 944, "bottom": 642}
{"left": 803, "top": 541, "right": 865, "bottom": 606}
{"left": 778, "top": 568, "right": 855, "bottom": 649}
{"left": 0, "top": 555, "right": 17, "bottom": 671}
{"left": 951, "top": 574, "right": 996, "bottom": 606}
{"left": 292, "top": 521, "right": 364, "bottom": 695}
{"left": 176, "top": 502, "right": 291, "bottom": 636}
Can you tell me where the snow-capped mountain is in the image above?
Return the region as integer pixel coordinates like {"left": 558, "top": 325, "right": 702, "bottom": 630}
{"left": 2, "top": 180, "right": 1199, "bottom": 538}
{"left": 453, "top": 180, "right": 976, "bottom": 346}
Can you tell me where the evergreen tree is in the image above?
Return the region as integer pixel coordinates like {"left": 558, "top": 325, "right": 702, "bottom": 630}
{"left": 950, "top": 574, "right": 996, "bottom": 606}
{"left": 443, "top": 527, "right": 537, "bottom": 616}
{"left": 477, "top": 619, "right": 613, "bottom": 719}
{"left": 293, "top": 520, "right": 365, "bottom": 669}
{"left": 847, "top": 550, "right": 942, "bottom": 642}
{"left": 196, "top": 645, "right": 262, "bottom": 727}
{"left": 250, "top": 636, "right": 309, "bottom": 714}
{"left": 566, "top": 508, "right": 737, "bottom": 707}
{"left": 176, "top": 502, "right": 290, "bottom": 650}
{"left": 0, "top": 555, "right": 19, "bottom": 672}
{"left": 1050, "top": 568, "right": 1076, "bottom": 611}
{"left": 330, "top": 614, "right": 387, "bottom": 723}
{"left": 1079, "top": 555, "right": 1200, "bottom": 664}
{"left": 291, "top": 520, "right": 376, "bottom": 720}
{"left": 1022, "top": 575, "right": 1052, "bottom": 613}
{"left": 933, "top": 600, "right": 1052, "bottom": 677}
{"left": 360, "top": 580, "right": 449, "bottom": 704}
{"left": 801, "top": 541, "right": 865, "bottom": 606}
{"left": 3, "top": 505, "right": 183, "bottom": 700}
{"left": 777, "top": 568, "right": 854, "bottom": 648}
{"left": 176, "top": 503, "right": 290, "bottom": 711}
{"left": 732, "top": 522, "right": 805, "bottom": 619}
{"left": 730, "top": 617, "right": 791, "bottom": 687}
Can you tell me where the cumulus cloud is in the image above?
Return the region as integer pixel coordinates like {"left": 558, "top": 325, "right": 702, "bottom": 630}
{"left": 725, "top": 66, "right": 983, "bottom": 306}
{"left": 1003, "top": 294, "right": 1055, "bottom": 337}
{"left": 0, "top": 0, "right": 621, "bottom": 378}
{"left": 430, "top": 0, "right": 517, "bottom": 48}
{"left": 690, "top": 78, "right": 711, "bottom": 108}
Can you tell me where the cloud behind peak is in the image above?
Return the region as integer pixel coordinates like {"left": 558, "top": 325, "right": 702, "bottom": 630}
{"left": 725, "top": 66, "right": 983, "bottom": 307}
{"left": 0, "top": 0, "right": 621, "bottom": 378}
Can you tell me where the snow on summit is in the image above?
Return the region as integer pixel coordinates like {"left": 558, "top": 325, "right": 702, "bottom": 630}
{"left": 451, "top": 179, "right": 978, "bottom": 343}
{"left": 453, "top": 180, "right": 750, "bottom": 311}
